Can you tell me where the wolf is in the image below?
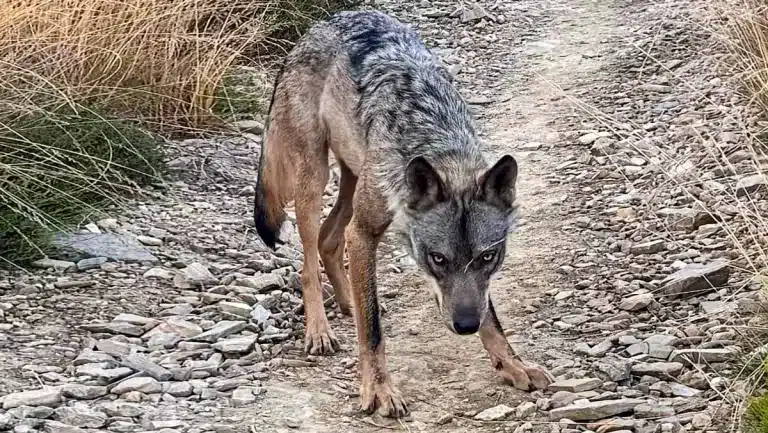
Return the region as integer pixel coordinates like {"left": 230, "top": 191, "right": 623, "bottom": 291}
{"left": 253, "top": 10, "right": 553, "bottom": 417}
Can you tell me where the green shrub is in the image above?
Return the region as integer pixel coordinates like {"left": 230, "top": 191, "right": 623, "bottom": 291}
{"left": 0, "top": 105, "right": 163, "bottom": 263}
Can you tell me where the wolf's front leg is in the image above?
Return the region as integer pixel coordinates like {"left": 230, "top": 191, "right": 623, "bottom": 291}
{"left": 346, "top": 215, "right": 408, "bottom": 418}
{"left": 480, "top": 298, "right": 553, "bottom": 390}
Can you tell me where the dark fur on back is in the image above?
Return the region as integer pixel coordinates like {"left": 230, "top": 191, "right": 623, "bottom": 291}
{"left": 327, "top": 12, "right": 485, "bottom": 211}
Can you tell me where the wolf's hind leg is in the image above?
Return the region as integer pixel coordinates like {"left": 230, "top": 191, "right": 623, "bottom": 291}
{"left": 319, "top": 161, "right": 357, "bottom": 315}
{"left": 294, "top": 142, "right": 339, "bottom": 355}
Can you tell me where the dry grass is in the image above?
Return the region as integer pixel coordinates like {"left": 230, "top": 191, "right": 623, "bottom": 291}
{"left": 720, "top": 0, "right": 768, "bottom": 124}
{"left": 0, "top": 0, "right": 351, "bottom": 264}
{"left": 696, "top": 0, "right": 768, "bottom": 430}
{"left": 0, "top": 0, "right": 345, "bottom": 128}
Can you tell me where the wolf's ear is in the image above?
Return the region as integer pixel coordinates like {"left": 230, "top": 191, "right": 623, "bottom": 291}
{"left": 479, "top": 155, "right": 517, "bottom": 210}
{"left": 405, "top": 156, "right": 446, "bottom": 210}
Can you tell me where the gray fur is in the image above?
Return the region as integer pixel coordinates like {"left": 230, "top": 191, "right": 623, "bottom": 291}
{"left": 264, "top": 10, "right": 519, "bottom": 333}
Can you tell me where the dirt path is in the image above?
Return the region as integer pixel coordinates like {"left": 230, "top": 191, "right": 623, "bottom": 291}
{"left": 0, "top": 0, "right": 753, "bottom": 432}
{"left": 248, "top": 0, "right": 623, "bottom": 431}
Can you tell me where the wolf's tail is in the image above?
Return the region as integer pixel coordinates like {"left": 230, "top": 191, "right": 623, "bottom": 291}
{"left": 253, "top": 66, "right": 292, "bottom": 249}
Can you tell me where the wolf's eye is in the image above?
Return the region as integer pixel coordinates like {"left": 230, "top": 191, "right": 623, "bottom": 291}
{"left": 482, "top": 252, "right": 496, "bottom": 262}
{"left": 430, "top": 253, "right": 445, "bottom": 264}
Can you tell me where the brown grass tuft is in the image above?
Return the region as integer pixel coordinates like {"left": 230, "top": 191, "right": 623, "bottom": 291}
{"left": 0, "top": 0, "right": 346, "bottom": 129}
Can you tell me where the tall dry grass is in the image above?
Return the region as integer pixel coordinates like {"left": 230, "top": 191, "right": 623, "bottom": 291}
{"left": 0, "top": 0, "right": 340, "bottom": 127}
{"left": 709, "top": 0, "right": 768, "bottom": 430}
{"left": 0, "top": 0, "right": 351, "bottom": 264}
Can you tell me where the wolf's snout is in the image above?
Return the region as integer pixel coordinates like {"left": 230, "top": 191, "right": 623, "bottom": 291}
{"left": 452, "top": 314, "right": 480, "bottom": 335}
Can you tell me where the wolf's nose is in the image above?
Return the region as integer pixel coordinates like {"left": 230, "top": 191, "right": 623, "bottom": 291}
{"left": 453, "top": 316, "right": 480, "bottom": 335}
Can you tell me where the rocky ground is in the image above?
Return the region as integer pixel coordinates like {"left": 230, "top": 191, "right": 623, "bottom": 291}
{"left": 1, "top": 0, "right": 767, "bottom": 432}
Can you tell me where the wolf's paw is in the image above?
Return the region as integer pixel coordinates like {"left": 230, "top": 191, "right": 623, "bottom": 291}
{"left": 335, "top": 295, "right": 353, "bottom": 316}
{"left": 495, "top": 358, "right": 553, "bottom": 391}
{"left": 524, "top": 364, "right": 554, "bottom": 390}
{"left": 304, "top": 319, "right": 340, "bottom": 355}
{"left": 360, "top": 379, "right": 409, "bottom": 418}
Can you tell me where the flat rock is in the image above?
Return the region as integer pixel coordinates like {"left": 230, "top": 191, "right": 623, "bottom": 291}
{"left": 516, "top": 401, "right": 537, "bottom": 419}
{"left": 668, "top": 382, "right": 701, "bottom": 397}
{"left": 32, "top": 259, "right": 76, "bottom": 272}
{"left": 137, "top": 235, "right": 163, "bottom": 246}
{"left": 110, "top": 377, "right": 162, "bottom": 395}
{"left": 475, "top": 404, "right": 515, "bottom": 421}
{"left": 52, "top": 279, "right": 94, "bottom": 289}
{"left": 52, "top": 233, "right": 157, "bottom": 263}
{"left": 630, "top": 362, "right": 684, "bottom": 378}
{"left": 8, "top": 405, "right": 55, "bottom": 419}
{"left": 219, "top": 301, "right": 252, "bottom": 319}
{"left": 736, "top": 173, "right": 767, "bottom": 196}
{"left": 626, "top": 342, "right": 648, "bottom": 356}
{"left": 594, "top": 358, "right": 632, "bottom": 382}
{"left": 459, "top": 3, "right": 492, "bottom": 22}
{"left": 660, "top": 260, "right": 730, "bottom": 299}
{"left": 634, "top": 403, "right": 675, "bottom": 418}
{"left": 80, "top": 321, "right": 144, "bottom": 337}
{"left": 669, "top": 348, "right": 737, "bottom": 365}
{"left": 250, "top": 304, "right": 271, "bottom": 325}
{"left": 231, "top": 119, "right": 264, "bottom": 134}
{"left": 54, "top": 406, "right": 107, "bottom": 428}
{"left": 648, "top": 343, "right": 675, "bottom": 360}
{"left": 548, "top": 399, "right": 645, "bottom": 421}
{"left": 213, "top": 377, "right": 250, "bottom": 392}
{"left": 100, "top": 402, "right": 144, "bottom": 417}
{"left": 147, "top": 420, "right": 186, "bottom": 430}
{"left": 175, "top": 263, "right": 218, "bottom": 288}
{"left": 76, "top": 257, "right": 107, "bottom": 271}
{"left": 143, "top": 267, "right": 176, "bottom": 280}
{"left": 692, "top": 413, "right": 712, "bottom": 429}
{"left": 60, "top": 385, "right": 107, "bottom": 400}
{"left": 578, "top": 132, "right": 602, "bottom": 145}
{"left": 236, "top": 274, "right": 284, "bottom": 292}
{"left": 619, "top": 293, "right": 654, "bottom": 311}
{"left": 113, "top": 313, "right": 158, "bottom": 328}
{"left": 549, "top": 378, "right": 603, "bottom": 393}
{"left": 657, "top": 207, "right": 715, "bottom": 232}
{"left": 645, "top": 335, "right": 679, "bottom": 346}
{"left": 75, "top": 365, "right": 133, "bottom": 384}
{"left": 588, "top": 339, "right": 614, "bottom": 357}
{"left": 73, "top": 351, "right": 116, "bottom": 367}
{"left": 95, "top": 338, "right": 133, "bottom": 356}
{"left": 164, "top": 381, "right": 193, "bottom": 397}
{"left": 189, "top": 320, "right": 246, "bottom": 343}
{"left": 146, "top": 332, "right": 181, "bottom": 349}
{"left": 231, "top": 387, "right": 258, "bottom": 407}
{"left": 43, "top": 421, "right": 86, "bottom": 433}
{"left": 630, "top": 240, "right": 665, "bottom": 255}
{"left": 550, "top": 391, "right": 579, "bottom": 409}
{"left": 120, "top": 354, "right": 173, "bottom": 381}
{"left": 212, "top": 335, "right": 258, "bottom": 353}
{"left": 164, "top": 318, "right": 203, "bottom": 338}
{"left": 700, "top": 300, "right": 737, "bottom": 314}
{"left": 3, "top": 388, "right": 63, "bottom": 409}
{"left": 3, "top": 388, "right": 62, "bottom": 410}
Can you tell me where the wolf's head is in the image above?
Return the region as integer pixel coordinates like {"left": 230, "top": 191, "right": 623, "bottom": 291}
{"left": 401, "top": 154, "right": 518, "bottom": 335}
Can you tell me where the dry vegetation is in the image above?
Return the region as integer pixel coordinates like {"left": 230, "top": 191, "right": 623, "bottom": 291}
{"left": 0, "top": 0, "right": 352, "bottom": 263}
{"left": 709, "top": 0, "right": 768, "bottom": 430}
